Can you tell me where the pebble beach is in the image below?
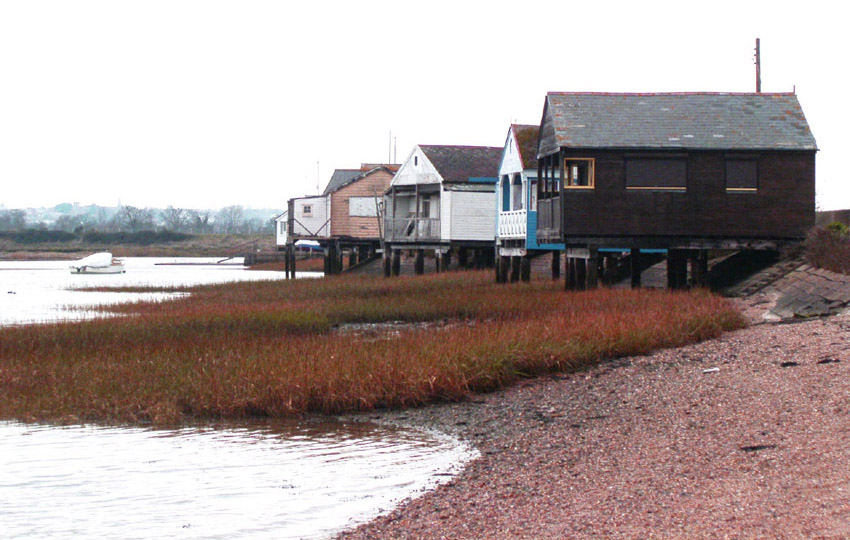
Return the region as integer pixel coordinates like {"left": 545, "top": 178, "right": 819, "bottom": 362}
{"left": 340, "top": 303, "right": 850, "bottom": 539}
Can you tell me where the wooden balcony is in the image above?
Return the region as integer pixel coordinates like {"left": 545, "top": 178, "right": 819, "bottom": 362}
{"left": 536, "top": 196, "right": 561, "bottom": 244}
{"left": 498, "top": 209, "right": 527, "bottom": 239}
{"left": 385, "top": 217, "right": 441, "bottom": 242}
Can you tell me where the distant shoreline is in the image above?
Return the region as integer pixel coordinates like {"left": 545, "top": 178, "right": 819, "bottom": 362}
{"left": 0, "top": 233, "right": 277, "bottom": 261}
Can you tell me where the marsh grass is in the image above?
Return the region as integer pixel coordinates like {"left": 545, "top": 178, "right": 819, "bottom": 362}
{"left": 0, "top": 272, "right": 746, "bottom": 424}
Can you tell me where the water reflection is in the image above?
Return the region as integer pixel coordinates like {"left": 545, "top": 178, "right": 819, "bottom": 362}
{"left": 0, "top": 258, "right": 314, "bottom": 326}
{"left": 0, "top": 420, "right": 475, "bottom": 539}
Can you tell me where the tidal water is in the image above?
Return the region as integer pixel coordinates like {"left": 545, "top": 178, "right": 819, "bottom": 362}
{"left": 0, "top": 257, "right": 304, "bottom": 326}
{"left": 0, "top": 258, "right": 475, "bottom": 538}
{"left": 0, "top": 420, "right": 474, "bottom": 539}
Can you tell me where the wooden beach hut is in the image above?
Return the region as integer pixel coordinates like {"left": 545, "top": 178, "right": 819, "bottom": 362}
{"left": 383, "top": 145, "right": 501, "bottom": 276}
{"left": 534, "top": 91, "right": 817, "bottom": 289}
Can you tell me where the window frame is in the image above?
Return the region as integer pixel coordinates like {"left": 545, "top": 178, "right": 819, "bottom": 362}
{"left": 725, "top": 157, "right": 759, "bottom": 193}
{"left": 301, "top": 204, "right": 313, "bottom": 217}
{"left": 563, "top": 158, "right": 595, "bottom": 190}
{"left": 624, "top": 156, "right": 688, "bottom": 191}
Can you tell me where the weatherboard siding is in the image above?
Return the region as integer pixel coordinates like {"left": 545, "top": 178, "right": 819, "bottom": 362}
{"left": 329, "top": 169, "right": 394, "bottom": 238}
{"left": 449, "top": 190, "right": 496, "bottom": 241}
{"left": 557, "top": 150, "right": 815, "bottom": 240}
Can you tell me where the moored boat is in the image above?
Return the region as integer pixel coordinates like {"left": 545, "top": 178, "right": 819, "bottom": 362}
{"left": 69, "top": 252, "right": 126, "bottom": 274}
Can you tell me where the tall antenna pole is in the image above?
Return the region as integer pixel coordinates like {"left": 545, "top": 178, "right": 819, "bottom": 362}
{"left": 316, "top": 161, "right": 320, "bottom": 194}
{"left": 393, "top": 136, "right": 397, "bottom": 164}
{"left": 755, "top": 38, "right": 761, "bottom": 93}
{"left": 388, "top": 131, "right": 392, "bottom": 164}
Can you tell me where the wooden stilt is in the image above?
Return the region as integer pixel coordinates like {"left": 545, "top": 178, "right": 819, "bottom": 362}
{"left": 510, "top": 256, "right": 520, "bottom": 283}
{"left": 520, "top": 256, "right": 531, "bottom": 282}
{"left": 586, "top": 248, "right": 598, "bottom": 290}
{"left": 391, "top": 250, "right": 401, "bottom": 276}
{"left": 630, "top": 248, "right": 642, "bottom": 289}
{"left": 414, "top": 249, "right": 425, "bottom": 275}
{"left": 551, "top": 250, "right": 561, "bottom": 280}
{"left": 383, "top": 252, "right": 391, "bottom": 278}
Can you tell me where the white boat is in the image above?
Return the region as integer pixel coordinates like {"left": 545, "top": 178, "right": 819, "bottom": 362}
{"left": 69, "top": 252, "right": 126, "bottom": 274}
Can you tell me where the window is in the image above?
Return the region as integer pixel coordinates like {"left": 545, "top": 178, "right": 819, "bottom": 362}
{"left": 279, "top": 222, "right": 286, "bottom": 234}
{"left": 414, "top": 156, "right": 419, "bottom": 166}
{"left": 349, "top": 197, "right": 379, "bottom": 217}
{"left": 302, "top": 204, "right": 313, "bottom": 217}
{"left": 726, "top": 159, "right": 758, "bottom": 192}
{"left": 501, "top": 175, "right": 510, "bottom": 211}
{"left": 512, "top": 174, "right": 523, "bottom": 210}
{"left": 528, "top": 177, "right": 538, "bottom": 211}
{"left": 626, "top": 158, "right": 687, "bottom": 190}
{"left": 564, "top": 159, "right": 595, "bottom": 189}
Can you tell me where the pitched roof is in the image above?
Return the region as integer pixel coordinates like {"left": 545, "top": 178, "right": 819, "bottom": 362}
{"left": 322, "top": 164, "right": 400, "bottom": 195}
{"left": 541, "top": 92, "right": 817, "bottom": 155}
{"left": 511, "top": 124, "right": 539, "bottom": 169}
{"left": 419, "top": 145, "right": 502, "bottom": 183}
{"left": 322, "top": 169, "right": 362, "bottom": 195}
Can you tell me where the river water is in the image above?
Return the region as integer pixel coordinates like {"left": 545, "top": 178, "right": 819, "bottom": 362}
{"left": 0, "top": 258, "right": 476, "bottom": 538}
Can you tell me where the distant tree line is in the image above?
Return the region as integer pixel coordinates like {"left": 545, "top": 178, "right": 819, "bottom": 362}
{"left": 0, "top": 205, "right": 275, "bottom": 236}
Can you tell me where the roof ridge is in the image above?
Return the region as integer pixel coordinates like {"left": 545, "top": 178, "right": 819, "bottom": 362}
{"left": 547, "top": 91, "right": 797, "bottom": 97}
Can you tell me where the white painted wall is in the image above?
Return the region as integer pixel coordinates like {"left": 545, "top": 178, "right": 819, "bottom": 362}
{"left": 449, "top": 190, "right": 497, "bottom": 241}
{"left": 291, "top": 195, "right": 330, "bottom": 238}
{"left": 274, "top": 211, "right": 288, "bottom": 246}
{"left": 391, "top": 146, "right": 442, "bottom": 186}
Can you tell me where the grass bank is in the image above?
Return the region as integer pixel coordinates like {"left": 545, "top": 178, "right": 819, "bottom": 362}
{"left": 0, "top": 272, "right": 746, "bottom": 424}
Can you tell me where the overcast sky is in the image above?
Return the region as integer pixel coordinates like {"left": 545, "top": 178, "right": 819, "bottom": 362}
{"left": 1, "top": 0, "right": 846, "bottom": 211}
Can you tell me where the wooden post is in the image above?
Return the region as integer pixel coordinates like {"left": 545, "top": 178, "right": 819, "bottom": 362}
{"left": 698, "top": 249, "right": 709, "bottom": 288}
{"left": 510, "top": 256, "right": 520, "bottom": 283}
{"left": 414, "top": 249, "right": 425, "bottom": 275}
{"left": 520, "top": 256, "right": 531, "bottom": 283}
{"left": 383, "top": 251, "right": 391, "bottom": 278}
{"left": 441, "top": 250, "right": 451, "bottom": 272}
{"left": 348, "top": 249, "right": 357, "bottom": 268}
{"left": 458, "top": 247, "right": 468, "bottom": 268}
{"left": 586, "top": 247, "right": 598, "bottom": 290}
{"left": 551, "top": 250, "right": 561, "bottom": 280}
{"left": 667, "top": 249, "right": 688, "bottom": 290}
{"left": 436, "top": 251, "right": 442, "bottom": 274}
{"left": 575, "top": 257, "right": 587, "bottom": 291}
{"left": 601, "top": 254, "right": 614, "bottom": 286}
{"left": 630, "top": 248, "right": 642, "bottom": 289}
{"left": 498, "top": 255, "right": 509, "bottom": 284}
{"left": 323, "top": 245, "right": 332, "bottom": 275}
{"left": 391, "top": 249, "right": 401, "bottom": 276}
{"left": 564, "top": 255, "right": 572, "bottom": 291}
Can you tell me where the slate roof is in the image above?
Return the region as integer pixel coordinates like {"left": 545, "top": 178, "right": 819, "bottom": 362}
{"left": 322, "top": 165, "right": 400, "bottom": 195}
{"left": 541, "top": 92, "right": 817, "bottom": 155}
{"left": 420, "top": 145, "right": 502, "bottom": 184}
{"left": 511, "top": 124, "right": 539, "bottom": 169}
{"left": 322, "top": 169, "right": 362, "bottom": 195}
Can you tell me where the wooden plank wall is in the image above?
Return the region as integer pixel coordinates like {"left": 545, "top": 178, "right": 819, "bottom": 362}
{"left": 558, "top": 150, "right": 815, "bottom": 240}
{"left": 330, "top": 169, "right": 395, "bottom": 238}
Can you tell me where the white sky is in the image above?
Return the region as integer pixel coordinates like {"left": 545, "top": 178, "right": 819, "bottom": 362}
{"left": 1, "top": 0, "right": 846, "bottom": 211}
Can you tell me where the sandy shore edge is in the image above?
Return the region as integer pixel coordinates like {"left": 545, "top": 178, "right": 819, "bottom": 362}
{"left": 338, "top": 306, "right": 850, "bottom": 539}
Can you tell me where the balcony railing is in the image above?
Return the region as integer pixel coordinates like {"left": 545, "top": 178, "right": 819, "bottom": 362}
{"left": 537, "top": 196, "right": 561, "bottom": 243}
{"left": 498, "top": 209, "right": 527, "bottom": 239}
{"left": 385, "top": 217, "right": 441, "bottom": 242}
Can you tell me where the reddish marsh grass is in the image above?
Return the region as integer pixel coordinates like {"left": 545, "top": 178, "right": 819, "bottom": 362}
{"left": 0, "top": 272, "right": 745, "bottom": 424}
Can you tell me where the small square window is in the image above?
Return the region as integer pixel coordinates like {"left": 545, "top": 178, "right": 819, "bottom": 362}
{"left": 302, "top": 204, "right": 313, "bottom": 216}
{"left": 564, "top": 158, "right": 595, "bottom": 189}
{"left": 726, "top": 159, "right": 758, "bottom": 191}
